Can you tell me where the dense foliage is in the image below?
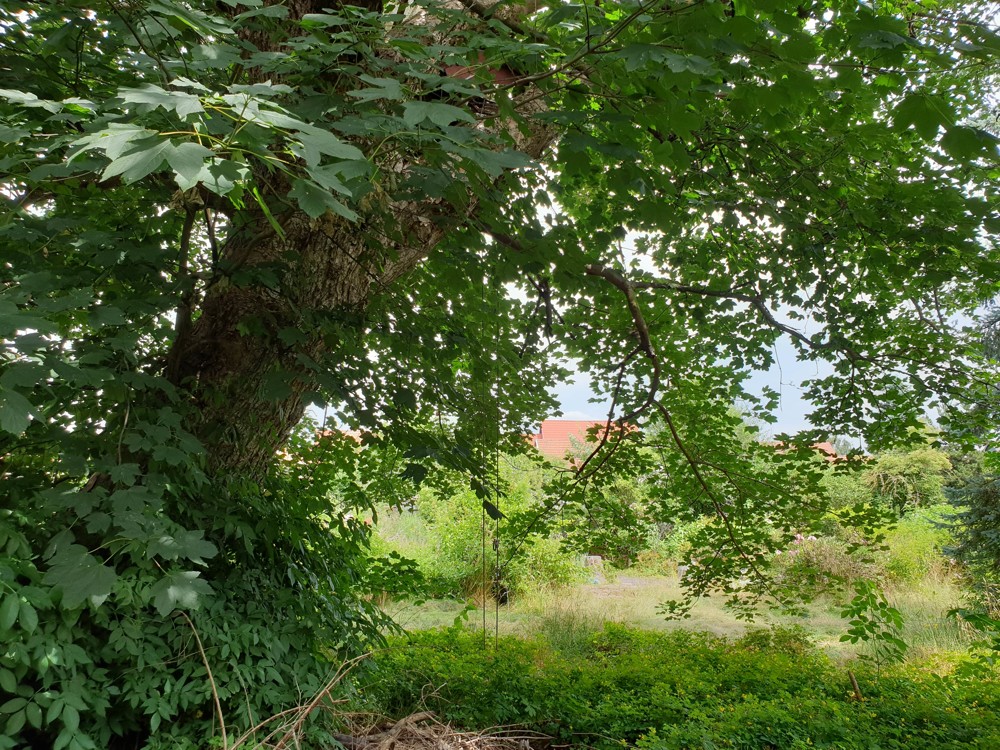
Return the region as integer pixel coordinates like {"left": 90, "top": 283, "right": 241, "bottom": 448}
{"left": 366, "top": 625, "right": 1000, "bottom": 750}
{"left": 374, "top": 454, "right": 584, "bottom": 599}
{"left": 2, "top": 0, "right": 1000, "bottom": 746}
{"left": 0, "top": 423, "right": 420, "bottom": 749}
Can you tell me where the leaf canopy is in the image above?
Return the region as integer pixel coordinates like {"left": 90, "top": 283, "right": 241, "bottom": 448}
{"left": 0, "top": 0, "right": 998, "bottom": 743}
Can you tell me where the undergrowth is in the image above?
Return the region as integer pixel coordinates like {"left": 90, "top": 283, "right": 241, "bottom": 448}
{"left": 361, "top": 625, "right": 1000, "bottom": 750}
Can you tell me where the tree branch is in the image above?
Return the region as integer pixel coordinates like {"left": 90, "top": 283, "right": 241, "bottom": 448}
{"left": 584, "top": 264, "right": 662, "bottom": 421}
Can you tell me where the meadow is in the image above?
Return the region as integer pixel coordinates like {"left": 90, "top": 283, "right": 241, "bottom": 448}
{"left": 384, "top": 568, "right": 974, "bottom": 663}
{"left": 349, "top": 443, "right": 1000, "bottom": 750}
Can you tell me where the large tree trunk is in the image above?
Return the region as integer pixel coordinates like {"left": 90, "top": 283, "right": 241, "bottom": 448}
{"left": 164, "top": 2, "right": 554, "bottom": 480}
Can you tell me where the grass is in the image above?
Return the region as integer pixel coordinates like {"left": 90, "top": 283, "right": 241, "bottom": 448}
{"left": 375, "top": 500, "right": 975, "bottom": 663}
{"left": 385, "top": 570, "right": 975, "bottom": 662}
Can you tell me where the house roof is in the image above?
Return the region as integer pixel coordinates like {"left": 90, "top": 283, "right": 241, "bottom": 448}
{"left": 813, "top": 442, "right": 837, "bottom": 457}
{"left": 529, "top": 419, "right": 615, "bottom": 461}
{"left": 770, "top": 441, "right": 839, "bottom": 461}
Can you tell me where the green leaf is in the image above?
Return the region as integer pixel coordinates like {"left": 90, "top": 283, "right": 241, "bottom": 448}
{"left": 0, "top": 89, "right": 61, "bottom": 113}
{"left": 45, "top": 699, "right": 63, "bottom": 725}
{"left": 0, "top": 362, "right": 47, "bottom": 388}
{"left": 24, "top": 702, "right": 41, "bottom": 730}
{"left": 150, "top": 571, "right": 213, "bottom": 616}
{"left": 289, "top": 178, "right": 358, "bottom": 221}
{"left": 166, "top": 142, "right": 215, "bottom": 190}
{"left": 148, "top": 0, "right": 234, "bottom": 36}
{"left": 0, "top": 389, "right": 33, "bottom": 435}
{"left": 229, "top": 81, "right": 294, "bottom": 96}
{"left": 0, "top": 699, "right": 26, "bottom": 714}
{"left": 171, "top": 77, "right": 211, "bottom": 92}
{"left": 71, "top": 123, "right": 156, "bottom": 161}
{"left": 42, "top": 545, "right": 117, "bottom": 609}
{"left": 148, "top": 530, "right": 217, "bottom": 565}
{"left": 0, "top": 125, "right": 29, "bottom": 143}
{"left": 941, "top": 126, "right": 998, "bottom": 160}
{"left": 403, "top": 101, "right": 476, "bottom": 128}
{"left": 0, "top": 596, "right": 16, "bottom": 630}
{"left": 469, "top": 149, "right": 533, "bottom": 178}
{"left": 348, "top": 75, "right": 405, "bottom": 102}
{"left": 100, "top": 137, "right": 173, "bottom": 184}
{"left": 5, "top": 711, "right": 24, "bottom": 737}
{"left": 293, "top": 126, "right": 366, "bottom": 166}
{"left": 17, "top": 602, "right": 37, "bottom": 634}
{"left": 61, "top": 705, "right": 79, "bottom": 733}
{"left": 195, "top": 158, "right": 249, "bottom": 196}
{"left": 119, "top": 84, "right": 204, "bottom": 118}
{"left": 857, "top": 30, "right": 911, "bottom": 50}
{"left": 109, "top": 463, "right": 141, "bottom": 485}
{"left": 306, "top": 165, "right": 353, "bottom": 196}
{"left": 893, "top": 93, "right": 953, "bottom": 139}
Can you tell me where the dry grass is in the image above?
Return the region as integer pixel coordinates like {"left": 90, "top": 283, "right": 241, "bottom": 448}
{"left": 335, "top": 712, "right": 548, "bottom": 750}
{"left": 386, "top": 571, "right": 973, "bottom": 662}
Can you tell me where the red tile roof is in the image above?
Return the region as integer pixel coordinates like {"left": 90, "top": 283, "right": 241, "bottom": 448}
{"left": 529, "top": 420, "right": 616, "bottom": 461}
{"left": 771, "top": 441, "right": 839, "bottom": 461}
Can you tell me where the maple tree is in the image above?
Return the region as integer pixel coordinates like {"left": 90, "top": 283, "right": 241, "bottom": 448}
{"left": 0, "top": 0, "right": 998, "bottom": 746}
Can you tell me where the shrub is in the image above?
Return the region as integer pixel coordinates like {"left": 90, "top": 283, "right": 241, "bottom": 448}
{"left": 377, "top": 482, "right": 583, "bottom": 601}
{"left": 562, "top": 479, "right": 652, "bottom": 567}
{"left": 640, "top": 516, "right": 713, "bottom": 567}
{"left": 0, "top": 426, "right": 415, "bottom": 749}
{"left": 508, "top": 537, "right": 586, "bottom": 594}
{"left": 631, "top": 548, "right": 677, "bottom": 577}
{"left": 949, "top": 475, "right": 1000, "bottom": 613}
{"left": 866, "top": 448, "right": 953, "bottom": 515}
{"left": 822, "top": 469, "right": 871, "bottom": 512}
{"left": 883, "top": 504, "right": 954, "bottom": 583}
{"left": 775, "top": 534, "right": 883, "bottom": 589}
{"left": 363, "top": 624, "right": 1000, "bottom": 750}
{"left": 736, "top": 625, "right": 815, "bottom": 657}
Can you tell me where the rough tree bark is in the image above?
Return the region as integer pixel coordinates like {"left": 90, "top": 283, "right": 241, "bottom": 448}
{"left": 164, "top": 0, "right": 555, "bottom": 480}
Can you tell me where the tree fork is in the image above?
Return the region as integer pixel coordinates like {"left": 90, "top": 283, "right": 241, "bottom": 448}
{"left": 163, "top": 0, "right": 556, "bottom": 478}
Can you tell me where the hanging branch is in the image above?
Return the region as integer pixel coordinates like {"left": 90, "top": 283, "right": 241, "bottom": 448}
{"left": 165, "top": 207, "right": 198, "bottom": 384}
{"left": 653, "top": 401, "right": 780, "bottom": 602}
{"left": 585, "top": 264, "right": 786, "bottom": 605}
{"left": 585, "top": 264, "right": 662, "bottom": 421}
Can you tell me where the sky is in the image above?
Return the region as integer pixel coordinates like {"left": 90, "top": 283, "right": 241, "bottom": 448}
{"left": 308, "top": 337, "right": 827, "bottom": 435}
{"left": 541, "top": 227, "right": 837, "bottom": 435}
{"left": 554, "top": 336, "right": 830, "bottom": 437}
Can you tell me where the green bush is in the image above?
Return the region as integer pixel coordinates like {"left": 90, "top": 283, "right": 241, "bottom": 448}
{"left": 628, "top": 517, "right": 714, "bottom": 576}
{"left": 509, "top": 537, "right": 586, "bottom": 593}
{"left": 376, "top": 479, "right": 583, "bottom": 601}
{"left": 0, "top": 426, "right": 416, "bottom": 750}
{"left": 866, "top": 448, "right": 953, "bottom": 515}
{"left": 822, "top": 469, "right": 871, "bottom": 512}
{"left": 774, "top": 533, "right": 884, "bottom": 589}
{"left": 363, "top": 624, "right": 1000, "bottom": 750}
{"left": 772, "top": 504, "right": 955, "bottom": 591}
{"left": 562, "top": 479, "right": 651, "bottom": 567}
{"left": 883, "top": 504, "right": 954, "bottom": 583}
{"left": 630, "top": 548, "right": 677, "bottom": 577}
{"left": 413, "top": 486, "right": 488, "bottom": 597}
{"left": 948, "top": 475, "right": 1000, "bottom": 615}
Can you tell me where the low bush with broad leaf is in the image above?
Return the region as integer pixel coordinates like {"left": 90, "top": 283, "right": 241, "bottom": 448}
{"left": 362, "top": 624, "right": 1000, "bottom": 750}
